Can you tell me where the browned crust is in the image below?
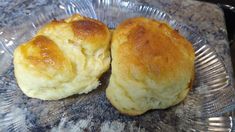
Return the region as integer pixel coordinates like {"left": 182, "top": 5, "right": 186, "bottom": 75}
{"left": 38, "top": 14, "right": 110, "bottom": 48}
{"left": 71, "top": 19, "right": 106, "bottom": 38}
{"left": 115, "top": 17, "right": 194, "bottom": 81}
{"left": 20, "top": 35, "right": 66, "bottom": 70}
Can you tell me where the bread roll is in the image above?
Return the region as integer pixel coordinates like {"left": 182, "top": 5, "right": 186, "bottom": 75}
{"left": 106, "top": 17, "right": 195, "bottom": 115}
{"left": 14, "top": 14, "right": 111, "bottom": 100}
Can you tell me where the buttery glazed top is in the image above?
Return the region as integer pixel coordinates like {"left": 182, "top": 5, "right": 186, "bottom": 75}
{"left": 18, "top": 14, "right": 110, "bottom": 77}
{"left": 38, "top": 14, "right": 109, "bottom": 51}
{"left": 20, "top": 35, "right": 67, "bottom": 70}
{"left": 113, "top": 17, "right": 194, "bottom": 83}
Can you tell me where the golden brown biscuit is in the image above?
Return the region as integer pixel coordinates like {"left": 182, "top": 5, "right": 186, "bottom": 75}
{"left": 106, "top": 17, "right": 195, "bottom": 115}
{"left": 14, "top": 14, "right": 111, "bottom": 100}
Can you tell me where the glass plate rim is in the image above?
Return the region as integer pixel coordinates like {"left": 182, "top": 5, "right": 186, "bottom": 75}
{"left": 0, "top": 0, "right": 234, "bottom": 131}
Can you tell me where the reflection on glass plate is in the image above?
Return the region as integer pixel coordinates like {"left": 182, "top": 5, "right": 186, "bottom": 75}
{"left": 0, "top": 0, "right": 235, "bottom": 131}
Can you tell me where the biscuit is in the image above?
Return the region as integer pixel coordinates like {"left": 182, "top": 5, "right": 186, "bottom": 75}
{"left": 106, "top": 17, "right": 195, "bottom": 115}
{"left": 14, "top": 14, "right": 111, "bottom": 100}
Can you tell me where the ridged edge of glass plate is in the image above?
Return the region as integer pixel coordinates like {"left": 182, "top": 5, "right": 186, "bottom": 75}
{"left": 0, "top": 0, "right": 235, "bottom": 131}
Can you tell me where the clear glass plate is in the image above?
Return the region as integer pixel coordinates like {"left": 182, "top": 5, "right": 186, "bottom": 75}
{"left": 0, "top": 0, "right": 235, "bottom": 131}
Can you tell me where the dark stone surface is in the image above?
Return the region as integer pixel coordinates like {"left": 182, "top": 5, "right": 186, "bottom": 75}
{"left": 0, "top": 0, "right": 234, "bottom": 131}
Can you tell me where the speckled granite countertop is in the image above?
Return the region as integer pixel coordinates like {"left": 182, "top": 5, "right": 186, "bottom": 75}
{"left": 0, "top": 0, "right": 234, "bottom": 131}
